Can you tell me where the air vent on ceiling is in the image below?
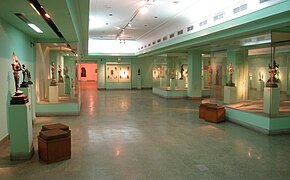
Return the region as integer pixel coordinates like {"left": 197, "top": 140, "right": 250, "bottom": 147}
{"left": 157, "top": 39, "right": 161, "bottom": 43}
{"left": 170, "top": 33, "right": 175, "bottom": 38}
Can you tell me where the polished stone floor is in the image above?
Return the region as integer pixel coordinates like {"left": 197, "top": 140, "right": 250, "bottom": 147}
{"left": 1, "top": 82, "right": 290, "bottom": 179}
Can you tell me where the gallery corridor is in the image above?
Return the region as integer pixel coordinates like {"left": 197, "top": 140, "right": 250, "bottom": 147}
{"left": 1, "top": 82, "right": 290, "bottom": 179}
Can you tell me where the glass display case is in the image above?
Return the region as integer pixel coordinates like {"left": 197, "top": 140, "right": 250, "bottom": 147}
{"left": 152, "top": 53, "right": 188, "bottom": 89}
{"left": 207, "top": 31, "right": 290, "bottom": 107}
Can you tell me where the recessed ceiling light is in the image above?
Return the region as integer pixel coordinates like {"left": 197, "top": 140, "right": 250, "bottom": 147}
{"left": 109, "top": 13, "right": 113, "bottom": 16}
{"left": 45, "top": 13, "right": 50, "bottom": 18}
{"left": 28, "top": 23, "right": 43, "bottom": 33}
{"left": 154, "top": 16, "right": 158, "bottom": 19}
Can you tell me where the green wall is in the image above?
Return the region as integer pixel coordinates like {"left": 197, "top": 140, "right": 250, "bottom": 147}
{"left": 0, "top": 18, "right": 34, "bottom": 141}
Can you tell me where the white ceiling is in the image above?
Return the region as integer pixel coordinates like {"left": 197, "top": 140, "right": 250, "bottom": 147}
{"left": 89, "top": 0, "right": 203, "bottom": 40}
{"left": 1, "top": 0, "right": 289, "bottom": 56}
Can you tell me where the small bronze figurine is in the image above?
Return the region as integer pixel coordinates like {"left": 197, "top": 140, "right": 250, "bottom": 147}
{"left": 226, "top": 63, "right": 235, "bottom": 86}
{"left": 50, "top": 62, "right": 57, "bottom": 86}
{"left": 58, "top": 65, "right": 64, "bottom": 83}
{"left": 266, "top": 60, "right": 279, "bottom": 88}
{"left": 11, "top": 52, "right": 23, "bottom": 95}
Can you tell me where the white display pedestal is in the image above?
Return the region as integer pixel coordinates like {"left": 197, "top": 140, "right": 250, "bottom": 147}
{"left": 178, "top": 79, "right": 185, "bottom": 88}
{"left": 20, "top": 86, "right": 35, "bottom": 121}
{"left": 264, "top": 87, "right": 280, "bottom": 114}
{"left": 65, "top": 78, "right": 70, "bottom": 94}
{"left": 224, "top": 86, "right": 237, "bottom": 104}
{"left": 137, "top": 75, "right": 142, "bottom": 90}
{"left": 160, "top": 78, "right": 166, "bottom": 88}
{"left": 49, "top": 85, "right": 58, "bottom": 102}
{"left": 257, "top": 80, "right": 264, "bottom": 91}
{"left": 170, "top": 79, "right": 176, "bottom": 90}
{"left": 58, "top": 82, "right": 65, "bottom": 96}
{"left": 9, "top": 103, "right": 34, "bottom": 160}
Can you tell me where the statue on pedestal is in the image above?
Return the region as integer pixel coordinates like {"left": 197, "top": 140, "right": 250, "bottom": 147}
{"left": 11, "top": 52, "right": 23, "bottom": 95}
{"left": 20, "top": 64, "right": 29, "bottom": 88}
{"left": 179, "top": 64, "right": 184, "bottom": 80}
{"left": 58, "top": 65, "right": 64, "bottom": 83}
{"left": 27, "top": 69, "right": 33, "bottom": 84}
{"left": 266, "top": 60, "right": 279, "bottom": 88}
{"left": 10, "top": 52, "right": 28, "bottom": 104}
{"left": 138, "top": 68, "right": 141, "bottom": 76}
{"left": 50, "top": 62, "right": 57, "bottom": 86}
{"left": 226, "top": 63, "right": 235, "bottom": 86}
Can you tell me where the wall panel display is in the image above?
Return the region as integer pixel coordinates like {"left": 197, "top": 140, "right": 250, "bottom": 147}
{"left": 106, "top": 64, "right": 131, "bottom": 82}
{"left": 119, "top": 65, "right": 131, "bottom": 82}
{"left": 106, "top": 65, "right": 119, "bottom": 82}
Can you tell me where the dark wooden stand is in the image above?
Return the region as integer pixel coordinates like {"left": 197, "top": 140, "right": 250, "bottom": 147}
{"left": 199, "top": 103, "right": 225, "bottom": 123}
{"left": 38, "top": 129, "right": 71, "bottom": 164}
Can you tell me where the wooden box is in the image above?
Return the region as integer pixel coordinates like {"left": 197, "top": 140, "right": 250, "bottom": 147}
{"left": 38, "top": 129, "right": 71, "bottom": 164}
{"left": 199, "top": 103, "right": 216, "bottom": 119}
{"left": 42, "top": 123, "right": 70, "bottom": 132}
{"left": 205, "top": 105, "right": 225, "bottom": 123}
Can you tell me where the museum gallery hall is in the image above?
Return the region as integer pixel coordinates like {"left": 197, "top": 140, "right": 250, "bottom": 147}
{"left": 1, "top": 0, "right": 290, "bottom": 179}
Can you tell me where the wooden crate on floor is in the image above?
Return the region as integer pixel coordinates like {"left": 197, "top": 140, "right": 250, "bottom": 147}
{"left": 199, "top": 103, "right": 216, "bottom": 119}
{"left": 38, "top": 129, "right": 71, "bottom": 164}
{"left": 205, "top": 105, "right": 225, "bottom": 123}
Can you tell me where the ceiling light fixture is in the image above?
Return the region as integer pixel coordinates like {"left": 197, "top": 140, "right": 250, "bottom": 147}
{"left": 14, "top": 13, "right": 43, "bottom": 33}
{"left": 29, "top": 3, "right": 40, "bottom": 15}
{"left": 45, "top": 13, "right": 50, "bottom": 18}
{"left": 27, "top": 0, "right": 65, "bottom": 39}
{"left": 28, "top": 23, "right": 43, "bottom": 33}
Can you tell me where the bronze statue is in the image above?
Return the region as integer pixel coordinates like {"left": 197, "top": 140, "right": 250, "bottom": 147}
{"left": 20, "top": 64, "right": 29, "bottom": 87}
{"left": 10, "top": 52, "right": 28, "bottom": 104}
{"left": 226, "top": 63, "right": 235, "bottom": 86}
{"left": 179, "top": 64, "right": 184, "bottom": 80}
{"left": 266, "top": 60, "right": 279, "bottom": 87}
{"left": 50, "top": 62, "right": 57, "bottom": 86}
{"left": 11, "top": 52, "right": 23, "bottom": 95}
{"left": 51, "top": 62, "right": 55, "bottom": 80}
{"left": 58, "top": 65, "right": 64, "bottom": 82}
